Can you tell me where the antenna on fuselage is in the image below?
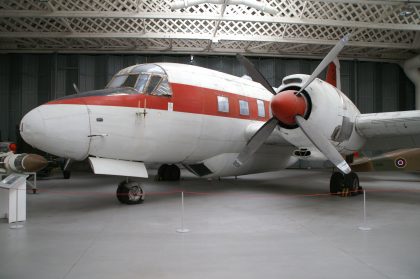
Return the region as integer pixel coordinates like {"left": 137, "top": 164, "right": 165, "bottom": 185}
{"left": 73, "top": 83, "right": 80, "bottom": 94}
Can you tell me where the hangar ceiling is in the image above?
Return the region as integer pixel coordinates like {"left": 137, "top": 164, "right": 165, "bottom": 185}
{"left": 0, "top": 0, "right": 419, "bottom": 62}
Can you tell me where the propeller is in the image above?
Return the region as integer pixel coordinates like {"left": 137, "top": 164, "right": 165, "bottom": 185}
{"left": 295, "top": 116, "right": 350, "bottom": 174}
{"left": 236, "top": 54, "right": 277, "bottom": 95}
{"left": 297, "top": 34, "right": 350, "bottom": 95}
{"left": 234, "top": 117, "right": 278, "bottom": 167}
{"left": 234, "top": 35, "right": 351, "bottom": 174}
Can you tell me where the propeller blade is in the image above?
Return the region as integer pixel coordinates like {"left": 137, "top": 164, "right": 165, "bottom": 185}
{"left": 234, "top": 117, "right": 279, "bottom": 167}
{"left": 295, "top": 115, "right": 351, "bottom": 174}
{"left": 236, "top": 54, "right": 277, "bottom": 95}
{"left": 297, "top": 34, "right": 350, "bottom": 95}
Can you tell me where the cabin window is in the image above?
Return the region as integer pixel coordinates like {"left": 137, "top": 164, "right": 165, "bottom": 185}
{"left": 217, "top": 96, "right": 229, "bottom": 113}
{"left": 257, "top": 100, "right": 265, "bottom": 117}
{"left": 239, "top": 100, "right": 249, "bottom": 116}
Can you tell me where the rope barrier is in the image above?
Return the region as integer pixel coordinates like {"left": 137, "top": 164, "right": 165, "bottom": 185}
{"left": 17, "top": 187, "right": 420, "bottom": 199}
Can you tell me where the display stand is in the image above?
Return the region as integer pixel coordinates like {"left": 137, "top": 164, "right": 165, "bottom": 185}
{"left": 0, "top": 172, "right": 37, "bottom": 193}
{"left": 0, "top": 173, "right": 28, "bottom": 228}
{"left": 25, "top": 172, "right": 37, "bottom": 194}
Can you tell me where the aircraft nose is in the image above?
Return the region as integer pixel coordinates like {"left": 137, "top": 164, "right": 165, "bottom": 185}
{"left": 20, "top": 107, "right": 46, "bottom": 148}
{"left": 20, "top": 104, "right": 91, "bottom": 160}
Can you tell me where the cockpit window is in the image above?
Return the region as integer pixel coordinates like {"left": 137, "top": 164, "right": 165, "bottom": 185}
{"left": 106, "top": 64, "right": 172, "bottom": 97}
{"left": 135, "top": 74, "right": 149, "bottom": 92}
{"left": 107, "top": 75, "right": 127, "bottom": 88}
{"left": 145, "top": 75, "right": 162, "bottom": 94}
{"left": 155, "top": 76, "right": 171, "bottom": 96}
{"left": 122, "top": 74, "right": 139, "bottom": 88}
{"left": 107, "top": 74, "right": 139, "bottom": 89}
{"left": 132, "top": 64, "right": 165, "bottom": 75}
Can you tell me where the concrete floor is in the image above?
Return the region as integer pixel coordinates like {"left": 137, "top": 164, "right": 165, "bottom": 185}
{"left": 1, "top": 169, "right": 420, "bottom": 279}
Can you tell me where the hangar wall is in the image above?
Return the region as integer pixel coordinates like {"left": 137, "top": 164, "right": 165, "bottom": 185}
{"left": 0, "top": 53, "right": 415, "bottom": 141}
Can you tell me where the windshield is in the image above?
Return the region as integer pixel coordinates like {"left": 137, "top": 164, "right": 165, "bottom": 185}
{"left": 106, "top": 64, "right": 172, "bottom": 97}
{"left": 107, "top": 75, "right": 127, "bottom": 88}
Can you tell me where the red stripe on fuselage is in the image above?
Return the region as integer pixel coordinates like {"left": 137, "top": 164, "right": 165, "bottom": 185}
{"left": 47, "top": 83, "right": 271, "bottom": 121}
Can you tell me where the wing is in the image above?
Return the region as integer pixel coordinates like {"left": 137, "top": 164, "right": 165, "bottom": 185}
{"left": 356, "top": 110, "right": 420, "bottom": 150}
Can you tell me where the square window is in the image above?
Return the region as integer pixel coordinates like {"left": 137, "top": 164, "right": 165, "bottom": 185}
{"left": 239, "top": 100, "right": 249, "bottom": 116}
{"left": 217, "top": 96, "right": 229, "bottom": 113}
{"left": 257, "top": 99, "right": 265, "bottom": 117}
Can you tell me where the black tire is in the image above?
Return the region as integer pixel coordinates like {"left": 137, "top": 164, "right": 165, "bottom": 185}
{"left": 330, "top": 172, "right": 343, "bottom": 194}
{"left": 157, "top": 164, "right": 169, "bottom": 180}
{"left": 163, "top": 165, "right": 173, "bottom": 181}
{"left": 163, "top": 164, "right": 180, "bottom": 181}
{"left": 63, "top": 170, "right": 71, "bottom": 179}
{"left": 169, "top": 164, "right": 180, "bottom": 181}
{"left": 344, "top": 172, "right": 360, "bottom": 196}
{"left": 116, "top": 181, "right": 145, "bottom": 205}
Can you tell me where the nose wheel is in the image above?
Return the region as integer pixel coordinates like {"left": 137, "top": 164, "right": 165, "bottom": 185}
{"left": 330, "top": 171, "right": 362, "bottom": 197}
{"left": 116, "top": 180, "right": 145, "bottom": 204}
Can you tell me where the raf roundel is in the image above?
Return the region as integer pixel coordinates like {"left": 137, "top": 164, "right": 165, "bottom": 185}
{"left": 395, "top": 158, "right": 407, "bottom": 168}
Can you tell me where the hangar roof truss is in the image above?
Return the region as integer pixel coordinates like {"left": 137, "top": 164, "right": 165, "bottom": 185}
{"left": 0, "top": 0, "right": 419, "bottom": 61}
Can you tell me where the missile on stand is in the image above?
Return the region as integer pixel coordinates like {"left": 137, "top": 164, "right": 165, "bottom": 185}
{"left": 0, "top": 153, "right": 48, "bottom": 175}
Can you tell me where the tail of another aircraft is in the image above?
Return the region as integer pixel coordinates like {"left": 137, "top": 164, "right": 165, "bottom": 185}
{"left": 325, "top": 58, "right": 341, "bottom": 90}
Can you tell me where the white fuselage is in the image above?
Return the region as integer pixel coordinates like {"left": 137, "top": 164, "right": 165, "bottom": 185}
{"left": 20, "top": 63, "right": 365, "bottom": 178}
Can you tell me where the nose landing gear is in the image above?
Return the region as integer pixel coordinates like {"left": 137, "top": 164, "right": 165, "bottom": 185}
{"left": 330, "top": 171, "right": 362, "bottom": 197}
{"left": 116, "top": 180, "right": 145, "bottom": 204}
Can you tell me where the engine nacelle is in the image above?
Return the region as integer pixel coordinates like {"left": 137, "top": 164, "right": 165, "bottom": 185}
{"left": 276, "top": 74, "right": 366, "bottom": 155}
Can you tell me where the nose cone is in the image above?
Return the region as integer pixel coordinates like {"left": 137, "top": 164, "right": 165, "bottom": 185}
{"left": 20, "top": 104, "right": 91, "bottom": 160}
{"left": 20, "top": 108, "right": 46, "bottom": 151}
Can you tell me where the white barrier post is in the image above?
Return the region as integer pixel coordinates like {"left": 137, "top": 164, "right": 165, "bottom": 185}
{"left": 358, "top": 190, "right": 371, "bottom": 231}
{"left": 176, "top": 192, "right": 190, "bottom": 233}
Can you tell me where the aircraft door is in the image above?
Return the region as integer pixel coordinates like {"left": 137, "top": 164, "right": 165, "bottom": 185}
{"left": 87, "top": 96, "right": 144, "bottom": 160}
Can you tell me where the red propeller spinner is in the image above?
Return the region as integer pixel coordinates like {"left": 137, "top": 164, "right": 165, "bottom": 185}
{"left": 270, "top": 90, "right": 308, "bottom": 126}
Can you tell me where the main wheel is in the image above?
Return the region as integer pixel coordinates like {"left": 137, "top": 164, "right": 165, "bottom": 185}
{"left": 330, "top": 172, "right": 343, "bottom": 194}
{"left": 344, "top": 172, "right": 360, "bottom": 196}
{"left": 116, "top": 181, "right": 145, "bottom": 205}
{"left": 159, "top": 164, "right": 181, "bottom": 181}
{"left": 157, "top": 164, "right": 169, "bottom": 181}
{"left": 167, "top": 164, "right": 180, "bottom": 181}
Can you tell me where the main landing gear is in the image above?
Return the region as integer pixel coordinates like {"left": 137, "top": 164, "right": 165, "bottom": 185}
{"left": 157, "top": 164, "right": 181, "bottom": 181}
{"left": 330, "top": 171, "right": 363, "bottom": 197}
{"left": 116, "top": 179, "right": 145, "bottom": 205}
